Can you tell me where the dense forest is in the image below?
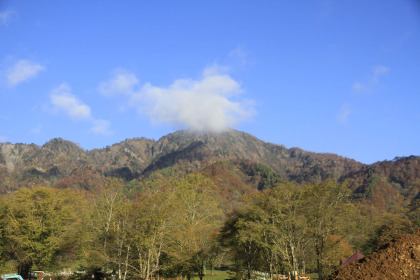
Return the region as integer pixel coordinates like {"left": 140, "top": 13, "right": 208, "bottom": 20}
{"left": 0, "top": 130, "right": 419, "bottom": 280}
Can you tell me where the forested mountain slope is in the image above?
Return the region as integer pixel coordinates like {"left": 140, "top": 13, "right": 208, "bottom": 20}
{"left": 0, "top": 129, "right": 363, "bottom": 192}
{"left": 0, "top": 129, "right": 419, "bottom": 211}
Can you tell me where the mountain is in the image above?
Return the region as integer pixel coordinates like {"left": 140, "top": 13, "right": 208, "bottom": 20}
{"left": 0, "top": 129, "right": 360, "bottom": 189}
{"left": 0, "top": 129, "right": 419, "bottom": 209}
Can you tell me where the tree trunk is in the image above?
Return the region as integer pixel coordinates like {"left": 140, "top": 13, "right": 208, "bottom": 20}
{"left": 18, "top": 261, "right": 32, "bottom": 279}
{"left": 123, "top": 246, "right": 130, "bottom": 280}
{"left": 316, "top": 241, "right": 325, "bottom": 280}
{"left": 146, "top": 248, "right": 151, "bottom": 280}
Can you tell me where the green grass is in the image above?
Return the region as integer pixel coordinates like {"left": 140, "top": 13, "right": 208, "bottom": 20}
{"left": 307, "top": 273, "right": 319, "bottom": 279}
{"left": 190, "top": 270, "right": 233, "bottom": 280}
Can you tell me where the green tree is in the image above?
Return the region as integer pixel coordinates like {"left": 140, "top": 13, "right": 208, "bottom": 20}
{"left": 263, "top": 183, "right": 309, "bottom": 277}
{"left": 220, "top": 193, "right": 271, "bottom": 280}
{"left": 303, "top": 180, "right": 351, "bottom": 279}
{"left": 220, "top": 180, "right": 352, "bottom": 280}
{"left": 221, "top": 184, "right": 308, "bottom": 279}
{"left": 165, "top": 174, "right": 223, "bottom": 280}
{"left": 128, "top": 189, "right": 176, "bottom": 280}
{"left": 84, "top": 177, "right": 129, "bottom": 279}
{"left": 0, "top": 187, "right": 85, "bottom": 276}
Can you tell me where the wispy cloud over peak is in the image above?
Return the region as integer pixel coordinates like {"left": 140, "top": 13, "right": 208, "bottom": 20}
{"left": 193, "top": 65, "right": 241, "bottom": 97}
{"left": 91, "top": 119, "right": 112, "bottom": 135}
{"left": 6, "top": 60, "right": 46, "bottom": 86}
{"left": 129, "top": 64, "right": 254, "bottom": 132}
{"left": 99, "top": 69, "right": 139, "bottom": 96}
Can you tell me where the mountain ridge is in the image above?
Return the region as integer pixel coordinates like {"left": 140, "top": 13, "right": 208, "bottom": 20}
{"left": 1, "top": 129, "right": 419, "bottom": 207}
{"left": 0, "top": 129, "right": 362, "bottom": 188}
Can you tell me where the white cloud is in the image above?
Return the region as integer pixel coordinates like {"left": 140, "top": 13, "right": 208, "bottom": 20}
{"left": 7, "top": 60, "right": 45, "bottom": 86}
{"left": 371, "top": 65, "right": 389, "bottom": 83}
{"left": 353, "top": 65, "right": 390, "bottom": 93}
{"left": 31, "top": 124, "right": 42, "bottom": 134}
{"left": 352, "top": 82, "right": 366, "bottom": 92}
{"left": 91, "top": 119, "right": 112, "bottom": 135}
{"left": 50, "top": 83, "right": 91, "bottom": 120}
{"left": 99, "top": 69, "right": 139, "bottom": 96}
{"left": 0, "top": 10, "right": 16, "bottom": 26}
{"left": 130, "top": 65, "right": 254, "bottom": 132}
{"left": 337, "top": 104, "right": 351, "bottom": 124}
{"left": 50, "top": 83, "right": 113, "bottom": 135}
{"left": 228, "top": 45, "right": 253, "bottom": 67}
{"left": 202, "top": 63, "right": 230, "bottom": 77}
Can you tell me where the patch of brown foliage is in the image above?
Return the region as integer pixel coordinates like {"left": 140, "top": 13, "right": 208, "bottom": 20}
{"left": 326, "top": 231, "right": 420, "bottom": 280}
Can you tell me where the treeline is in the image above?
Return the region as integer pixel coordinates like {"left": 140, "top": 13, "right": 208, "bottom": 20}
{"left": 221, "top": 180, "right": 354, "bottom": 279}
{"left": 0, "top": 175, "right": 418, "bottom": 280}
{"left": 0, "top": 175, "right": 224, "bottom": 280}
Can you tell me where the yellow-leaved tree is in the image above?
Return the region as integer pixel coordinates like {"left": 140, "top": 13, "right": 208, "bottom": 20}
{"left": 0, "top": 186, "right": 85, "bottom": 277}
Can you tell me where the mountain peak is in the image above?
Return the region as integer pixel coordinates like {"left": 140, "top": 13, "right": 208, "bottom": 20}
{"left": 43, "top": 138, "right": 84, "bottom": 153}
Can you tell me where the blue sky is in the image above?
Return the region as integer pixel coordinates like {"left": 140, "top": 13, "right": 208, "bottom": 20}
{"left": 1, "top": 0, "right": 419, "bottom": 164}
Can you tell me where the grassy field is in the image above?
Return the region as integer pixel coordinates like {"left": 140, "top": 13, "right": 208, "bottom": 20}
{"left": 190, "top": 270, "right": 233, "bottom": 280}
